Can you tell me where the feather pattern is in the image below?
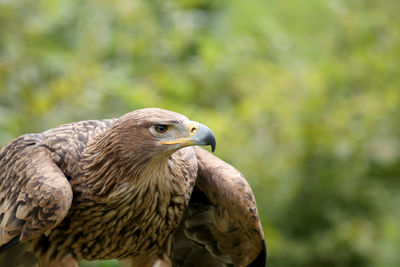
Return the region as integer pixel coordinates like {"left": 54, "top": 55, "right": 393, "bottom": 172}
{"left": 172, "top": 147, "right": 266, "bottom": 267}
{"left": 0, "top": 108, "right": 266, "bottom": 267}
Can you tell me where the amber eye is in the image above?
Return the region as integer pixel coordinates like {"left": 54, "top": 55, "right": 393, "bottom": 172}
{"left": 155, "top": 125, "right": 169, "bottom": 133}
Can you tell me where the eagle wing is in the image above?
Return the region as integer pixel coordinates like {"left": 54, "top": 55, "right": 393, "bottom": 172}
{"left": 172, "top": 147, "right": 266, "bottom": 267}
{"left": 0, "top": 134, "right": 73, "bottom": 251}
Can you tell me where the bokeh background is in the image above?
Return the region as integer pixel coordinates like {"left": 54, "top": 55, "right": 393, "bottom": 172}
{"left": 1, "top": 0, "right": 400, "bottom": 266}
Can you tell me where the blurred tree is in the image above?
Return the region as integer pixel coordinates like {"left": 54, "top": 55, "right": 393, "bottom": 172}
{"left": 1, "top": 0, "right": 400, "bottom": 266}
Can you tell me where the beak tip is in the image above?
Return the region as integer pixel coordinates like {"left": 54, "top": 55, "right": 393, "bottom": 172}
{"left": 211, "top": 140, "right": 216, "bottom": 152}
{"left": 205, "top": 127, "right": 216, "bottom": 153}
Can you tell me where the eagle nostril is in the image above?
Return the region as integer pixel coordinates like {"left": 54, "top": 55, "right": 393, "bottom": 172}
{"left": 191, "top": 126, "right": 198, "bottom": 134}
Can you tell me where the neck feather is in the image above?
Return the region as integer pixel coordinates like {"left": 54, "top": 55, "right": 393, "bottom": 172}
{"left": 77, "top": 132, "right": 175, "bottom": 200}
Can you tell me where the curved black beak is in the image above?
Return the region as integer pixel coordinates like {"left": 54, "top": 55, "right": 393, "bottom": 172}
{"left": 190, "top": 123, "right": 216, "bottom": 152}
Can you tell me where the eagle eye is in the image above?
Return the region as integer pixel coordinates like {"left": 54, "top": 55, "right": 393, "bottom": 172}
{"left": 155, "top": 125, "right": 169, "bottom": 133}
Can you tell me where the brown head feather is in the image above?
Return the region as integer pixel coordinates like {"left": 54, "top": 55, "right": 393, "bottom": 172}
{"left": 74, "top": 108, "right": 190, "bottom": 197}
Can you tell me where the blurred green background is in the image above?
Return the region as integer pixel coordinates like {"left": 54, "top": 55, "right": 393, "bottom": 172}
{"left": 1, "top": 0, "right": 400, "bottom": 266}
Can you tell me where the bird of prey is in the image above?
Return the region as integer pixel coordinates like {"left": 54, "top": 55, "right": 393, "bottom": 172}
{"left": 0, "top": 108, "right": 266, "bottom": 267}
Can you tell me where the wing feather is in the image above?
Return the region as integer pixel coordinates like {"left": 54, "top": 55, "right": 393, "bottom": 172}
{"left": 0, "top": 135, "right": 73, "bottom": 249}
{"left": 173, "top": 147, "right": 266, "bottom": 267}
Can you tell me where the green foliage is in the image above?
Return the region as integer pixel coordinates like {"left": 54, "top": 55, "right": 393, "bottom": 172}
{"left": 1, "top": 0, "right": 400, "bottom": 266}
{"left": 79, "top": 260, "right": 120, "bottom": 267}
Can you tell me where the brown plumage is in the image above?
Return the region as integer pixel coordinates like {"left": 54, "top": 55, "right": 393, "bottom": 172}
{"left": 0, "top": 108, "right": 266, "bottom": 267}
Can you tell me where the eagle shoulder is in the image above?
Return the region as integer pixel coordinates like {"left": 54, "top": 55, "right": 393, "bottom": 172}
{"left": 0, "top": 135, "right": 73, "bottom": 249}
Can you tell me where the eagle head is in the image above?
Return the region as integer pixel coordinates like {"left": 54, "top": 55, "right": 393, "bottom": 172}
{"left": 105, "top": 108, "right": 216, "bottom": 162}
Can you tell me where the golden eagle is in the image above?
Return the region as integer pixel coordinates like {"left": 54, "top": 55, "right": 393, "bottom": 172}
{"left": 0, "top": 108, "right": 266, "bottom": 267}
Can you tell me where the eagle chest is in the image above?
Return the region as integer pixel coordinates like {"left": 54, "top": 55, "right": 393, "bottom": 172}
{"left": 41, "top": 153, "right": 198, "bottom": 261}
